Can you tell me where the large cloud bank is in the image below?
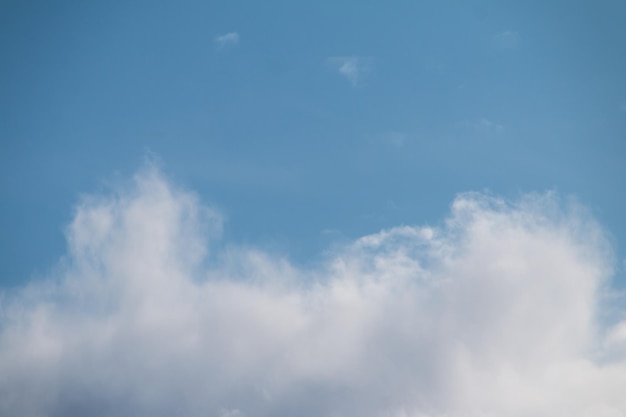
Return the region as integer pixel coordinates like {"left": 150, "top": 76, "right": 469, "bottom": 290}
{"left": 1, "top": 167, "right": 625, "bottom": 417}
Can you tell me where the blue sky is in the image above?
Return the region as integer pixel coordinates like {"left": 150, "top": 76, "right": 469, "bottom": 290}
{"left": 2, "top": 2, "right": 626, "bottom": 414}
{"left": 2, "top": 0, "right": 626, "bottom": 285}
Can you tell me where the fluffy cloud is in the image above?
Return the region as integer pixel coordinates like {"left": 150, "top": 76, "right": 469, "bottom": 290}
{"left": 1, "top": 167, "right": 625, "bottom": 417}
{"left": 328, "top": 56, "right": 373, "bottom": 86}
{"left": 215, "top": 32, "right": 239, "bottom": 48}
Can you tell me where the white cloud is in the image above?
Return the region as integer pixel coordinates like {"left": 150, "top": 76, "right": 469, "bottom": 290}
{"left": 494, "top": 30, "right": 521, "bottom": 49}
{"left": 328, "top": 56, "right": 373, "bottom": 86}
{"left": 1, "top": 166, "right": 625, "bottom": 417}
{"left": 215, "top": 32, "right": 239, "bottom": 48}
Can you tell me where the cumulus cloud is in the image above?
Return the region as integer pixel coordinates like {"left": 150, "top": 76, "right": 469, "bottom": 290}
{"left": 1, "top": 166, "right": 625, "bottom": 417}
{"left": 328, "top": 56, "right": 373, "bottom": 86}
{"left": 215, "top": 32, "right": 239, "bottom": 48}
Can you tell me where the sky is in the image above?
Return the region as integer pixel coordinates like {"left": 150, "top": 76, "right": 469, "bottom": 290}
{"left": 1, "top": 1, "right": 626, "bottom": 416}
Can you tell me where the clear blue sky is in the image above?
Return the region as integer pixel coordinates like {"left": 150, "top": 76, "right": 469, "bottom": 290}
{"left": 2, "top": 0, "right": 625, "bottom": 286}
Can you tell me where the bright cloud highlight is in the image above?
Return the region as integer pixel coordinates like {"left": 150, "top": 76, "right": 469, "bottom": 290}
{"left": 1, "top": 167, "right": 625, "bottom": 417}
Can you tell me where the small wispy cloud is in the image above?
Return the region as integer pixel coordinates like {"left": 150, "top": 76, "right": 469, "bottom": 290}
{"left": 327, "top": 56, "right": 373, "bottom": 86}
{"left": 475, "top": 118, "right": 504, "bottom": 132}
{"left": 456, "top": 118, "right": 505, "bottom": 133}
{"left": 215, "top": 32, "right": 239, "bottom": 48}
{"left": 456, "top": 118, "right": 505, "bottom": 135}
{"left": 423, "top": 58, "right": 446, "bottom": 72}
{"left": 493, "top": 30, "right": 521, "bottom": 49}
{"left": 377, "top": 131, "right": 409, "bottom": 148}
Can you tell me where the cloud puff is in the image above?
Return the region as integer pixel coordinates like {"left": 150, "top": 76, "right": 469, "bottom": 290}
{"left": 1, "top": 166, "right": 625, "bottom": 417}
{"left": 493, "top": 31, "right": 521, "bottom": 49}
{"left": 215, "top": 32, "right": 239, "bottom": 48}
{"left": 328, "top": 56, "right": 373, "bottom": 86}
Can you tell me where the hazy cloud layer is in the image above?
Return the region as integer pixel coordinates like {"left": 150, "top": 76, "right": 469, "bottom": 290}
{"left": 1, "top": 167, "right": 625, "bottom": 417}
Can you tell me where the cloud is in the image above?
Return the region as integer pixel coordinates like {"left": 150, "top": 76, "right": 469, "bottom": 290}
{"left": 1, "top": 166, "right": 625, "bottom": 417}
{"left": 376, "top": 131, "right": 409, "bottom": 148}
{"left": 475, "top": 118, "right": 504, "bottom": 133}
{"left": 423, "top": 59, "right": 446, "bottom": 73}
{"left": 493, "top": 30, "right": 521, "bottom": 49}
{"left": 215, "top": 32, "right": 239, "bottom": 48}
{"left": 456, "top": 119, "right": 504, "bottom": 134}
{"left": 328, "top": 56, "right": 373, "bottom": 86}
